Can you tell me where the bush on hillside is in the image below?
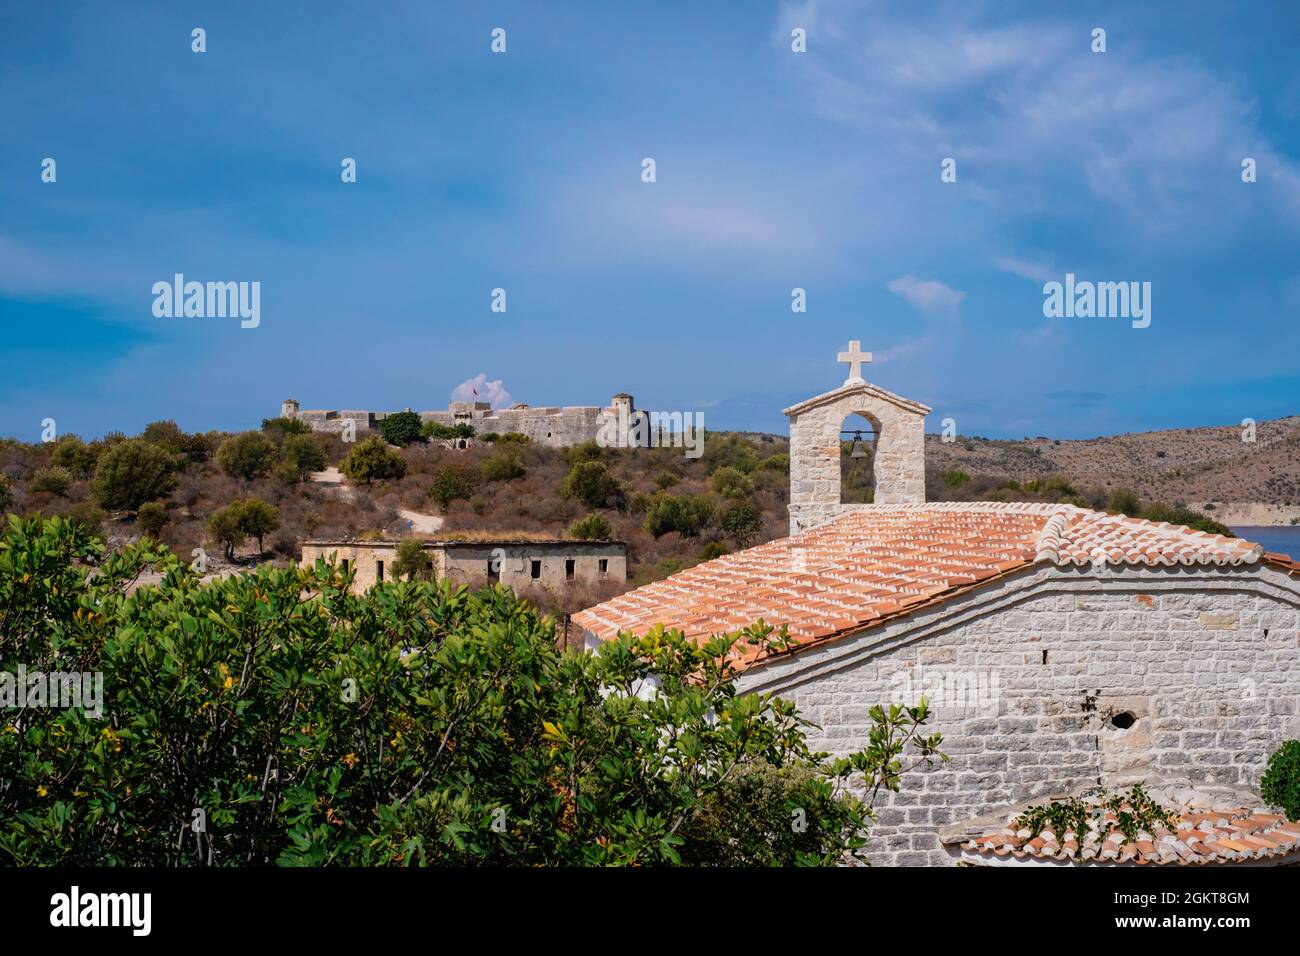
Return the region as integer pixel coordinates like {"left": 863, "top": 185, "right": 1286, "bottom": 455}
{"left": 93, "top": 440, "right": 177, "bottom": 512}
{"left": 341, "top": 437, "right": 406, "bottom": 484}
{"left": 217, "top": 431, "right": 278, "bottom": 481}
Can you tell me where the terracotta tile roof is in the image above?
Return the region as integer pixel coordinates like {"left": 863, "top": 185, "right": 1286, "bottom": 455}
{"left": 954, "top": 799, "right": 1300, "bottom": 866}
{"left": 573, "top": 503, "right": 1277, "bottom": 663}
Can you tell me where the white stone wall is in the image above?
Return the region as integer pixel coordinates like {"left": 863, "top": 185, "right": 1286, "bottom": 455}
{"left": 787, "top": 385, "right": 928, "bottom": 533}
{"left": 738, "top": 565, "right": 1300, "bottom": 866}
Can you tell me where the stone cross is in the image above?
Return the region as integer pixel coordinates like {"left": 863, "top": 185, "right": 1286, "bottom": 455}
{"left": 837, "top": 340, "right": 871, "bottom": 385}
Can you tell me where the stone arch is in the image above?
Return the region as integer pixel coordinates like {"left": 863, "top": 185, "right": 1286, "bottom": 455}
{"left": 839, "top": 411, "right": 881, "bottom": 504}
{"left": 785, "top": 382, "right": 930, "bottom": 533}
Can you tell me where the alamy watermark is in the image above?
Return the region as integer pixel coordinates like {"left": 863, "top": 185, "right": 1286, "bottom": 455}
{"left": 1042, "top": 273, "right": 1150, "bottom": 329}
{"left": 152, "top": 273, "right": 260, "bottom": 328}
{"left": 595, "top": 405, "right": 704, "bottom": 459}
{"left": 2, "top": 665, "right": 104, "bottom": 718}
{"left": 889, "top": 666, "right": 1001, "bottom": 718}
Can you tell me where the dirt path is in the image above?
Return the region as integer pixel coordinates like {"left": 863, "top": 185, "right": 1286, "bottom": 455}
{"left": 397, "top": 509, "right": 443, "bottom": 533}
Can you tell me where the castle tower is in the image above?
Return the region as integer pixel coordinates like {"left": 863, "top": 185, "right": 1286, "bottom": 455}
{"left": 784, "top": 341, "right": 930, "bottom": 533}
{"left": 281, "top": 398, "right": 300, "bottom": 419}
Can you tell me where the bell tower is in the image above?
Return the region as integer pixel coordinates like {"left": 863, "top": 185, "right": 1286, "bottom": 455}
{"left": 785, "top": 341, "right": 930, "bottom": 533}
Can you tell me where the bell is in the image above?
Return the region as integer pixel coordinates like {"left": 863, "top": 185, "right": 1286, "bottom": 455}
{"left": 850, "top": 433, "right": 869, "bottom": 459}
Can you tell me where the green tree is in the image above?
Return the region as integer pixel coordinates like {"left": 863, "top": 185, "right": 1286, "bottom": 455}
{"left": 0, "top": 476, "right": 12, "bottom": 512}
{"left": 562, "top": 461, "right": 626, "bottom": 510}
{"left": 93, "top": 439, "right": 178, "bottom": 512}
{"left": 719, "top": 500, "right": 763, "bottom": 546}
{"left": 644, "top": 494, "right": 714, "bottom": 539}
{"left": 137, "top": 501, "right": 168, "bottom": 540}
{"left": 0, "top": 515, "right": 944, "bottom": 866}
{"left": 208, "top": 506, "right": 246, "bottom": 562}
{"left": 390, "top": 539, "right": 431, "bottom": 581}
{"left": 567, "top": 514, "right": 613, "bottom": 541}
{"left": 208, "top": 498, "right": 280, "bottom": 560}
{"left": 341, "top": 437, "right": 407, "bottom": 484}
{"left": 217, "top": 431, "right": 278, "bottom": 480}
{"left": 29, "top": 466, "right": 73, "bottom": 497}
{"left": 235, "top": 498, "right": 279, "bottom": 556}
{"left": 379, "top": 411, "right": 425, "bottom": 447}
{"left": 51, "top": 436, "right": 98, "bottom": 478}
{"left": 280, "top": 434, "right": 326, "bottom": 481}
{"left": 427, "top": 465, "right": 479, "bottom": 510}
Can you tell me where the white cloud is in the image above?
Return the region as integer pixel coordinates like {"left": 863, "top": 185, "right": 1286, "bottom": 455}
{"left": 995, "top": 256, "right": 1056, "bottom": 283}
{"left": 451, "top": 373, "right": 512, "bottom": 409}
{"left": 887, "top": 274, "right": 966, "bottom": 316}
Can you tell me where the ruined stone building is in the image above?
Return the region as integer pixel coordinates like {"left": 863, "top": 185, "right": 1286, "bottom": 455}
{"left": 300, "top": 538, "right": 627, "bottom": 595}
{"left": 279, "top": 393, "right": 651, "bottom": 449}
{"left": 574, "top": 342, "right": 1300, "bottom": 866}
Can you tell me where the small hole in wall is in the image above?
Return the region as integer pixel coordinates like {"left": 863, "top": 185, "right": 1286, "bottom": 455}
{"left": 1110, "top": 711, "right": 1137, "bottom": 730}
{"left": 1042, "top": 650, "right": 1048, "bottom": 665}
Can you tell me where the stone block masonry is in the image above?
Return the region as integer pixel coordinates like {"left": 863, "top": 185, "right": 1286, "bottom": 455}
{"left": 738, "top": 566, "right": 1300, "bottom": 866}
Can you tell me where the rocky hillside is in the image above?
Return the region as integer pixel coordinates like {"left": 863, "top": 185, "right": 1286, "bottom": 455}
{"left": 925, "top": 416, "right": 1300, "bottom": 517}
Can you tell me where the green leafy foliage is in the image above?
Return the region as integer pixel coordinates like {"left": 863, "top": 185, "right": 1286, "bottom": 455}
{"left": 427, "top": 465, "right": 479, "bottom": 510}
{"left": 421, "top": 421, "right": 476, "bottom": 441}
{"left": 29, "top": 466, "right": 73, "bottom": 497}
{"left": 50, "top": 436, "right": 98, "bottom": 479}
{"left": 643, "top": 494, "right": 714, "bottom": 539}
{"left": 390, "top": 539, "right": 432, "bottom": 581}
{"left": 280, "top": 434, "right": 327, "bottom": 482}
{"left": 379, "top": 411, "right": 425, "bottom": 447}
{"left": 1261, "top": 740, "right": 1300, "bottom": 822}
{"left": 942, "top": 469, "right": 970, "bottom": 490}
{"left": 208, "top": 497, "right": 280, "bottom": 559}
{"left": 561, "top": 461, "right": 626, "bottom": 510}
{"left": 567, "top": 514, "right": 613, "bottom": 541}
{"left": 701, "top": 434, "right": 758, "bottom": 474}
{"left": 0, "top": 516, "right": 943, "bottom": 866}
{"left": 341, "top": 437, "right": 407, "bottom": 484}
{"left": 92, "top": 440, "right": 178, "bottom": 512}
{"left": 1014, "top": 784, "right": 1179, "bottom": 858}
{"left": 136, "top": 501, "right": 168, "bottom": 540}
{"left": 711, "top": 467, "right": 754, "bottom": 500}
{"left": 481, "top": 452, "right": 526, "bottom": 482}
{"left": 217, "top": 431, "right": 278, "bottom": 481}
{"left": 719, "top": 500, "right": 763, "bottom": 546}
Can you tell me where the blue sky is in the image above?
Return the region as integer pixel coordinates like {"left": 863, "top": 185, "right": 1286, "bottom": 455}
{"left": 2, "top": 0, "right": 1299, "bottom": 441}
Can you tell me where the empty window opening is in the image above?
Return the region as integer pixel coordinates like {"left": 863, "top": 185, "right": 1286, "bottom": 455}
{"left": 565, "top": 559, "right": 575, "bottom": 581}
{"left": 530, "top": 559, "right": 541, "bottom": 579}
{"left": 376, "top": 560, "right": 384, "bottom": 582}
{"left": 487, "top": 560, "right": 499, "bottom": 583}
{"left": 1110, "top": 711, "right": 1137, "bottom": 730}
{"left": 341, "top": 558, "right": 350, "bottom": 573}
{"left": 598, "top": 559, "right": 608, "bottom": 574}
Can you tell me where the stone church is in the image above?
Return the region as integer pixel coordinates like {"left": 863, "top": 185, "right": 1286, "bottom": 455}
{"left": 574, "top": 342, "right": 1300, "bottom": 866}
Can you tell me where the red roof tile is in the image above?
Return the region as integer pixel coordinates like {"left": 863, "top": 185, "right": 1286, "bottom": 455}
{"left": 573, "top": 503, "right": 1275, "bottom": 666}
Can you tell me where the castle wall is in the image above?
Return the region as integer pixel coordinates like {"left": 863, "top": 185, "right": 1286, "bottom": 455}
{"left": 288, "top": 397, "right": 634, "bottom": 448}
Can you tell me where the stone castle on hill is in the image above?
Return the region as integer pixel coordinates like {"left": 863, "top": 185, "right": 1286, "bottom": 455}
{"left": 280, "top": 393, "right": 649, "bottom": 448}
